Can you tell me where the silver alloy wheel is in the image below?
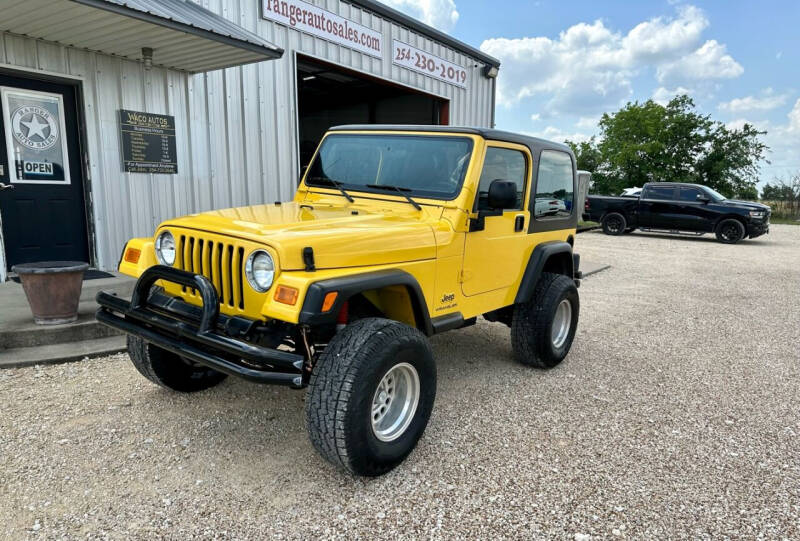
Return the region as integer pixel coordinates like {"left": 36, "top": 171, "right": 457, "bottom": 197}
{"left": 551, "top": 299, "right": 572, "bottom": 349}
{"left": 371, "top": 362, "right": 420, "bottom": 442}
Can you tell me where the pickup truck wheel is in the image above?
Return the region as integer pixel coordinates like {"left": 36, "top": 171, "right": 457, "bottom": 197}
{"left": 715, "top": 218, "right": 745, "bottom": 244}
{"left": 511, "top": 273, "right": 579, "bottom": 369}
{"left": 306, "top": 318, "right": 436, "bottom": 476}
{"left": 126, "top": 336, "right": 227, "bottom": 392}
{"left": 601, "top": 212, "right": 627, "bottom": 235}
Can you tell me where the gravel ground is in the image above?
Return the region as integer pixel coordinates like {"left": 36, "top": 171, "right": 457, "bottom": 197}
{"left": 1, "top": 225, "right": 799, "bottom": 539}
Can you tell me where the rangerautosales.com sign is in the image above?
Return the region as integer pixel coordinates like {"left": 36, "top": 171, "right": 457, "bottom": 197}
{"left": 262, "top": 0, "right": 383, "bottom": 58}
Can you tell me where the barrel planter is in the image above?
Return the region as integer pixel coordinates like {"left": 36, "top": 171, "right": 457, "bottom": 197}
{"left": 12, "top": 261, "right": 89, "bottom": 325}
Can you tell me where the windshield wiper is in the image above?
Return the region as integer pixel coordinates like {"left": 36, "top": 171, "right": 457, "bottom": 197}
{"left": 308, "top": 176, "right": 355, "bottom": 203}
{"left": 366, "top": 184, "right": 422, "bottom": 211}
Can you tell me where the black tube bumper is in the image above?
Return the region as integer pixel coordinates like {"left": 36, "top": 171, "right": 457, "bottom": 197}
{"left": 95, "top": 265, "right": 305, "bottom": 388}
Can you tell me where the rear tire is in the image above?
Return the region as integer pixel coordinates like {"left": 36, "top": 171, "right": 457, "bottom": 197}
{"left": 306, "top": 318, "right": 436, "bottom": 476}
{"left": 127, "top": 336, "right": 227, "bottom": 392}
{"left": 602, "top": 212, "right": 627, "bottom": 235}
{"left": 511, "top": 273, "right": 579, "bottom": 369}
{"left": 715, "top": 218, "right": 745, "bottom": 244}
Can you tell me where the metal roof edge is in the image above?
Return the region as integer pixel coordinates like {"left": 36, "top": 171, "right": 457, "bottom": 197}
{"left": 344, "top": 0, "right": 500, "bottom": 68}
{"left": 69, "top": 0, "right": 284, "bottom": 60}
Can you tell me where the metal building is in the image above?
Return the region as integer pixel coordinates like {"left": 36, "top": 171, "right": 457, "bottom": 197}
{"left": 0, "top": 0, "right": 499, "bottom": 280}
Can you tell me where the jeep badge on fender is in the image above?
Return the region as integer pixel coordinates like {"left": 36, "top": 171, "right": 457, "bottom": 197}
{"left": 96, "top": 125, "right": 582, "bottom": 476}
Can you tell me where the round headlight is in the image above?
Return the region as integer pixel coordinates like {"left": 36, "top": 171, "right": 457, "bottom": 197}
{"left": 245, "top": 250, "right": 275, "bottom": 292}
{"left": 155, "top": 231, "right": 176, "bottom": 266}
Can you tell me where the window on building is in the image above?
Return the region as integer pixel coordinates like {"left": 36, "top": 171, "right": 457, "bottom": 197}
{"left": 535, "top": 150, "right": 574, "bottom": 218}
{"left": 475, "top": 147, "right": 527, "bottom": 211}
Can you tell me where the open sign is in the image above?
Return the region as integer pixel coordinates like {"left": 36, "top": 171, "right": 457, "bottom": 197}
{"left": 23, "top": 161, "right": 54, "bottom": 175}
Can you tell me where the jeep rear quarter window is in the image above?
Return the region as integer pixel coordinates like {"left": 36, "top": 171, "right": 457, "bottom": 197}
{"left": 535, "top": 150, "right": 574, "bottom": 219}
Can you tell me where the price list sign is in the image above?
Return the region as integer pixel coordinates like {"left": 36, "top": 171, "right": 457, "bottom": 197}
{"left": 119, "top": 109, "right": 178, "bottom": 174}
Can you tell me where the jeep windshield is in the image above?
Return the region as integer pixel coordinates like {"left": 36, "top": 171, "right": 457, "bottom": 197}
{"left": 306, "top": 134, "right": 474, "bottom": 201}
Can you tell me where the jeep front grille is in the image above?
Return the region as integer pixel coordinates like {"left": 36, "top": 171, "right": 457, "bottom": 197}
{"left": 174, "top": 234, "right": 246, "bottom": 310}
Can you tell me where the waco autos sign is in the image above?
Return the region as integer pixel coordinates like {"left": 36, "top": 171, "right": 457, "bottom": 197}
{"left": 262, "top": 0, "right": 383, "bottom": 58}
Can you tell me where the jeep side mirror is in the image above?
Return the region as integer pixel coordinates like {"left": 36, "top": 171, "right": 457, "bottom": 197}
{"left": 470, "top": 180, "right": 518, "bottom": 232}
{"left": 487, "top": 180, "right": 517, "bottom": 210}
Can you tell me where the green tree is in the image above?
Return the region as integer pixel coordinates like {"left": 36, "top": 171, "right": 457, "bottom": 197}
{"left": 566, "top": 95, "right": 768, "bottom": 198}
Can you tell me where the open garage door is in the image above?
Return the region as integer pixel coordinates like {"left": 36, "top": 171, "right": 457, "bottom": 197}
{"left": 297, "top": 55, "right": 449, "bottom": 168}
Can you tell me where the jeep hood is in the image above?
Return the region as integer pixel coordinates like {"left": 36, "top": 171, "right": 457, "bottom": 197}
{"left": 162, "top": 202, "right": 438, "bottom": 271}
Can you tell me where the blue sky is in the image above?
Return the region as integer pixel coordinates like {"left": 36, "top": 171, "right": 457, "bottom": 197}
{"left": 384, "top": 0, "right": 800, "bottom": 186}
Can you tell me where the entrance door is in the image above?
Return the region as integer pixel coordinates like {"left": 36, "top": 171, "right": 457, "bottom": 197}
{"left": 0, "top": 74, "right": 89, "bottom": 273}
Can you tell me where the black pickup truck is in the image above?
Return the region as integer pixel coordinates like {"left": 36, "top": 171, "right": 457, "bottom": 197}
{"left": 583, "top": 182, "right": 770, "bottom": 244}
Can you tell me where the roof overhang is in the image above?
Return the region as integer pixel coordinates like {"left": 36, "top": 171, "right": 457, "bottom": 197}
{"left": 0, "top": 0, "right": 284, "bottom": 73}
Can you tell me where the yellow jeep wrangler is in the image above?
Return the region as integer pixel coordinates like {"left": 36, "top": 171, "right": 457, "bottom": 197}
{"left": 97, "top": 125, "right": 582, "bottom": 476}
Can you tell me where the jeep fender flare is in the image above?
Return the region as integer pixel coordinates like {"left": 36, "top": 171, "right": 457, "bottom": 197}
{"left": 299, "top": 270, "right": 434, "bottom": 336}
{"left": 514, "top": 241, "right": 575, "bottom": 304}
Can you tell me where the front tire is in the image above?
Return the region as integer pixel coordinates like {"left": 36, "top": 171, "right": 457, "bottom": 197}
{"left": 511, "top": 273, "right": 579, "bottom": 369}
{"left": 602, "top": 212, "right": 627, "bottom": 235}
{"left": 715, "top": 218, "right": 745, "bottom": 244}
{"left": 306, "top": 318, "right": 436, "bottom": 476}
{"left": 127, "top": 336, "right": 227, "bottom": 392}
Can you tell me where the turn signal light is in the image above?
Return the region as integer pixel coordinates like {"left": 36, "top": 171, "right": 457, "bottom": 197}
{"left": 124, "top": 247, "right": 141, "bottom": 264}
{"left": 274, "top": 285, "right": 299, "bottom": 306}
{"left": 322, "top": 291, "right": 339, "bottom": 312}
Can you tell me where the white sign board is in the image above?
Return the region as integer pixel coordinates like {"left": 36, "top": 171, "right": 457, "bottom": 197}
{"left": 392, "top": 40, "right": 468, "bottom": 88}
{"left": 1, "top": 87, "right": 71, "bottom": 185}
{"left": 262, "top": 0, "right": 383, "bottom": 58}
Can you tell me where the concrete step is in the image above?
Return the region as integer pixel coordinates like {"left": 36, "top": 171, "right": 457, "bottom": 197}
{"left": 79, "top": 273, "right": 136, "bottom": 302}
{"left": 0, "top": 309, "right": 123, "bottom": 350}
{"left": 0, "top": 335, "right": 127, "bottom": 369}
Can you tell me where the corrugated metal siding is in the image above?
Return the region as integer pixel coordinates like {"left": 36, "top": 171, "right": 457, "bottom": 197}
{"left": 0, "top": 0, "right": 494, "bottom": 271}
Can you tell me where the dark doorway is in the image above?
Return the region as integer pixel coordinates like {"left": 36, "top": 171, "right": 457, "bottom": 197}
{"left": 0, "top": 73, "right": 89, "bottom": 272}
{"left": 297, "top": 55, "right": 449, "bottom": 168}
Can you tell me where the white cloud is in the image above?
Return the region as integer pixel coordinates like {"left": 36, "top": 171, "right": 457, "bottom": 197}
{"left": 528, "top": 126, "right": 592, "bottom": 144}
{"left": 656, "top": 40, "right": 743, "bottom": 86}
{"left": 734, "top": 99, "right": 800, "bottom": 182}
{"left": 481, "top": 5, "right": 742, "bottom": 118}
{"left": 530, "top": 113, "right": 541, "bottom": 122}
{"left": 382, "top": 0, "right": 459, "bottom": 31}
{"left": 622, "top": 5, "right": 708, "bottom": 63}
{"left": 788, "top": 98, "right": 800, "bottom": 132}
{"left": 652, "top": 86, "right": 693, "bottom": 105}
{"left": 719, "top": 89, "right": 790, "bottom": 113}
{"left": 576, "top": 116, "right": 600, "bottom": 129}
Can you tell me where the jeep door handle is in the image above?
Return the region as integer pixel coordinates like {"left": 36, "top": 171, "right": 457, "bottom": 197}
{"left": 0, "top": 182, "right": 14, "bottom": 191}
{"left": 515, "top": 215, "right": 525, "bottom": 232}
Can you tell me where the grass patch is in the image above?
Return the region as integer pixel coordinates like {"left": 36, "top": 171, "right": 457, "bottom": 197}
{"left": 770, "top": 217, "right": 800, "bottom": 225}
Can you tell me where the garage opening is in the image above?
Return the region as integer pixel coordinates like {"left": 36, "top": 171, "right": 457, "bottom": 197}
{"left": 296, "top": 55, "right": 450, "bottom": 168}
